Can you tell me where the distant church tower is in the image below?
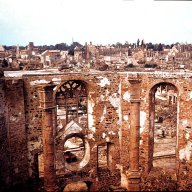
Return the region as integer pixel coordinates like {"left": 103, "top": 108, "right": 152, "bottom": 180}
{"left": 16, "top": 44, "right": 20, "bottom": 58}
{"left": 28, "top": 42, "right": 34, "bottom": 51}
{"left": 27, "top": 42, "right": 34, "bottom": 56}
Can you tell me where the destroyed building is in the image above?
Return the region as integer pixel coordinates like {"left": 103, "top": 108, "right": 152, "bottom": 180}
{"left": 1, "top": 42, "right": 192, "bottom": 191}
{"left": 1, "top": 66, "right": 192, "bottom": 192}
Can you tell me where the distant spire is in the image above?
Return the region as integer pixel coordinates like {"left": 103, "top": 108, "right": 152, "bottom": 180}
{"left": 16, "top": 44, "right": 20, "bottom": 58}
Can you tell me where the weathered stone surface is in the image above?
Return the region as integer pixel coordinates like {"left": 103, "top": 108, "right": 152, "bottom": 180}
{"left": 0, "top": 70, "right": 192, "bottom": 191}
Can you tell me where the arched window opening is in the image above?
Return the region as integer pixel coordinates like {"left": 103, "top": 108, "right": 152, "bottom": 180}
{"left": 150, "top": 83, "right": 178, "bottom": 170}
{"left": 56, "top": 80, "right": 87, "bottom": 130}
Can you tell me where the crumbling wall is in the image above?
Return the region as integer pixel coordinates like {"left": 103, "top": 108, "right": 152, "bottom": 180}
{"left": 23, "top": 76, "right": 45, "bottom": 179}
{"left": 0, "top": 79, "right": 10, "bottom": 189}
{"left": 119, "top": 73, "right": 131, "bottom": 188}
{"left": 23, "top": 71, "right": 192, "bottom": 191}
{"left": 176, "top": 79, "right": 192, "bottom": 190}
{"left": 2, "top": 70, "right": 192, "bottom": 191}
{"left": 137, "top": 72, "right": 192, "bottom": 190}
{"left": 23, "top": 72, "right": 123, "bottom": 191}
{"left": 0, "top": 78, "right": 28, "bottom": 190}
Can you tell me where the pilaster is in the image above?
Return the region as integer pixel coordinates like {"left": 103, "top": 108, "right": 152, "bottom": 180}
{"left": 127, "top": 79, "right": 142, "bottom": 191}
{"left": 37, "top": 84, "right": 58, "bottom": 192}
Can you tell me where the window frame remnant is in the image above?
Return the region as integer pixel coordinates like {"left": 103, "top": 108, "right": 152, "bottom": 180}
{"left": 56, "top": 80, "right": 87, "bottom": 127}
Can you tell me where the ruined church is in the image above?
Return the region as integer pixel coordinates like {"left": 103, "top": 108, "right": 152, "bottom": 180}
{"left": 1, "top": 67, "right": 192, "bottom": 191}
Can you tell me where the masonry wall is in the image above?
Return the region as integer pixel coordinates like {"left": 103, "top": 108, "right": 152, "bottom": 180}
{"left": 131, "top": 72, "right": 192, "bottom": 190}
{"left": 0, "top": 79, "right": 10, "bottom": 188}
{"left": 1, "top": 71, "right": 192, "bottom": 191}
{"left": 23, "top": 76, "right": 43, "bottom": 179}
{"left": 0, "top": 78, "right": 28, "bottom": 191}
{"left": 23, "top": 72, "right": 124, "bottom": 191}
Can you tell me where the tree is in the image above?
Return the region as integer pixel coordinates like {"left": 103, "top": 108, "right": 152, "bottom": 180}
{"left": 137, "top": 39, "right": 140, "bottom": 47}
{"left": 157, "top": 43, "right": 163, "bottom": 51}
{"left": 55, "top": 43, "right": 69, "bottom": 50}
{"left": 68, "top": 41, "right": 83, "bottom": 56}
{"left": 70, "top": 41, "right": 82, "bottom": 49}
{"left": 115, "top": 42, "right": 122, "bottom": 48}
{"left": 123, "top": 41, "right": 129, "bottom": 48}
{"left": 146, "top": 42, "right": 154, "bottom": 50}
{"left": 141, "top": 39, "right": 145, "bottom": 48}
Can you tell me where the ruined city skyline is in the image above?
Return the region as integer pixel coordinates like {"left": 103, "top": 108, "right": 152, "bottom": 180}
{"left": 1, "top": 39, "right": 191, "bottom": 48}
{"left": 0, "top": 0, "right": 192, "bottom": 46}
{"left": 1, "top": 1, "right": 192, "bottom": 191}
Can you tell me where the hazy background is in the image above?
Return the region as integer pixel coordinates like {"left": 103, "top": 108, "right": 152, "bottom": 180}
{"left": 0, "top": 0, "right": 192, "bottom": 46}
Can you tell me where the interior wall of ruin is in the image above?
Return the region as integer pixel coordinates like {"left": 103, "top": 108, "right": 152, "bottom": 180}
{"left": 0, "top": 79, "right": 28, "bottom": 189}
{"left": 1, "top": 71, "right": 192, "bottom": 191}
{"left": 0, "top": 79, "right": 10, "bottom": 187}
{"left": 23, "top": 73, "right": 125, "bottom": 190}
{"left": 137, "top": 74, "right": 192, "bottom": 190}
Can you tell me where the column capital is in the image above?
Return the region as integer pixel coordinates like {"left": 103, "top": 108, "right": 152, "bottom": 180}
{"left": 37, "top": 83, "right": 56, "bottom": 110}
{"left": 128, "top": 79, "right": 142, "bottom": 85}
{"left": 128, "top": 79, "right": 142, "bottom": 100}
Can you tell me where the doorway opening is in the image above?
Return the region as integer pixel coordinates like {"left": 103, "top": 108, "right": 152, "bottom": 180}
{"left": 149, "top": 83, "right": 178, "bottom": 170}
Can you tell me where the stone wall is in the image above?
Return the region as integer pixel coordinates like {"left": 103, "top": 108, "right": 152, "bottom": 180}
{"left": 0, "top": 78, "right": 28, "bottom": 191}
{"left": 0, "top": 79, "right": 10, "bottom": 188}
{"left": 1, "top": 70, "right": 192, "bottom": 191}
{"left": 23, "top": 72, "right": 123, "bottom": 191}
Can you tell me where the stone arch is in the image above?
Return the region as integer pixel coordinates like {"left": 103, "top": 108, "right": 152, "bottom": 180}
{"left": 55, "top": 80, "right": 88, "bottom": 131}
{"left": 54, "top": 79, "right": 89, "bottom": 97}
{"left": 148, "top": 82, "right": 179, "bottom": 172}
{"left": 147, "top": 79, "right": 181, "bottom": 95}
{"left": 54, "top": 80, "right": 93, "bottom": 174}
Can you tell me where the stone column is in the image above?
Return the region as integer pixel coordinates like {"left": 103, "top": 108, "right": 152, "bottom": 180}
{"left": 38, "top": 84, "right": 58, "bottom": 192}
{"left": 127, "top": 80, "right": 141, "bottom": 191}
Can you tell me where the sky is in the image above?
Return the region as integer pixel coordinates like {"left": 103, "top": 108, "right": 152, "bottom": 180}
{"left": 0, "top": 0, "right": 192, "bottom": 46}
